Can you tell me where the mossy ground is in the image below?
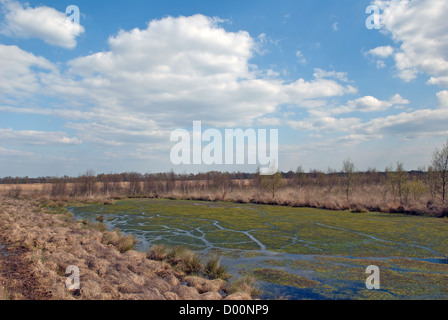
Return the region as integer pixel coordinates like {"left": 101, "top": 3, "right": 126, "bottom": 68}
{"left": 69, "top": 198, "right": 448, "bottom": 300}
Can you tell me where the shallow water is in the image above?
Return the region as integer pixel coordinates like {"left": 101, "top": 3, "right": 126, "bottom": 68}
{"left": 68, "top": 199, "right": 448, "bottom": 300}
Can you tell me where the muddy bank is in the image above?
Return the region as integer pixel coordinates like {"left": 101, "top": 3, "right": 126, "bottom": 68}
{"left": 0, "top": 197, "right": 248, "bottom": 300}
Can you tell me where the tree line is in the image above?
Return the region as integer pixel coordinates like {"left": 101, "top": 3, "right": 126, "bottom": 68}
{"left": 2, "top": 140, "right": 448, "bottom": 210}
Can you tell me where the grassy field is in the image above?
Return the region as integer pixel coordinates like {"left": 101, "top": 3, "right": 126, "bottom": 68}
{"left": 69, "top": 198, "right": 448, "bottom": 300}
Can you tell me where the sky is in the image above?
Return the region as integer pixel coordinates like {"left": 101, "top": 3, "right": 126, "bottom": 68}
{"left": 1, "top": 0, "right": 448, "bottom": 177}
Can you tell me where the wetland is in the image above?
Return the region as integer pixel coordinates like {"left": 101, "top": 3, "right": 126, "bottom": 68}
{"left": 69, "top": 198, "right": 448, "bottom": 300}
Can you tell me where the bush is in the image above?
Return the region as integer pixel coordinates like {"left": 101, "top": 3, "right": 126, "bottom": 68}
{"left": 103, "top": 230, "right": 137, "bottom": 253}
{"left": 115, "top": 234, "right": 137, "bottom": 253}
{"left": 148, "top": 245, "right": 203, "bottom": 274}
{"left": 147, "top": 244, "right": 170, "bottom": 261}
{"left": 6, "top": 186, "right": 22, "bottom": 199}
{"left": 167, "top": 246, "right": 202, "bottom": 274}
{"left": 178, "top": 250, "right": 202, "bottom": 275}
{"left": 204, "top": 255, "right": 230, "bottom": 280}
{"left": 226, "top": 275, "right": 260, "bottom": 297}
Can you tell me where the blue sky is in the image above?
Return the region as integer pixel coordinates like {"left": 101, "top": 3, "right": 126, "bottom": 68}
{"left": 1, "top": 0, "right": 448, "bottom": 177}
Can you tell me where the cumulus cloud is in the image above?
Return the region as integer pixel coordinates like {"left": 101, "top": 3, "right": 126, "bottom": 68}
{"left": 367, "top": 45, "right": 394, "bottom": 59}
{"left": 389, "top": 93, "right": 409, "bottom": 105}
{"left": 428, "top": 77, "right": 448, "bottom": 88}
{"left": 286, "top": 93, "right": 411, "bottom": 135}
{"left": 0, "top": 44, "right": 56, "bottom": 97}
{"left": 372, "top": 0, "right": 448, "bottom": 83}
{"left": 0, "top": 0, "right": 84, "bottom": 49}
{"left": 51, "top": 14, "right": 354, "bottom": 130}
{"left": 365, "top": 45, "right": 395, "bottom": 68}
{"left": 0, "top": 14, "right": 357, "bottom": 153}
{"left": 331, "top": 93, "right": 409, "bottom": 114}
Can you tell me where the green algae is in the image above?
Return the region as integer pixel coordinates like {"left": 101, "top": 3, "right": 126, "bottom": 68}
{"left": 69, "top": 198, "right": 448, "bottom": 300}
{"left": 253, "top": 268, "right": 320, "bottom": 289}
{"left": 69, "top": 198, "right": 448, "bottom": 257}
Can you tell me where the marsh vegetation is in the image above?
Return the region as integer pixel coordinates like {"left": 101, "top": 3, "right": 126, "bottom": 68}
{"left": 69, "top": 198, "right": 448, "bottom": 300}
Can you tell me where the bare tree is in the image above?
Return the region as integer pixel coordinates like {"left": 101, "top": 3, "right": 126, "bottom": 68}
{"left": 79, "top": 170, "right": 96, "bottom": 197}
{"left": 293, "top": 166, "right": 306, "bottom": 190}
{"left": 261, "top": 172, "right": 284, "bottom": 200}
{"left": 128, "top": 172, "right": 142, "bottom": 196}
{"left": 342, "top": 159, "right": 356, "bottom": 203}
{"left": 326, "top": 167, "right": 338, "bottom": 192}
{"left": 431, "top": 139, "right": 448, "bottom": 203}
{"left": 426, "top": 166, "right": 438, "bottom": 202}
{"left": 395, "top": 162, "right": 408, "bottom": 204}
{"left": 51, "top": 176, "right": 68, "bottom": 197}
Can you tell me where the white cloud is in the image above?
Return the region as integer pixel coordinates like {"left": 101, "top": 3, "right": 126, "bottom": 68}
{"left": 296, "top": 50, "right": 306, "bottom": 64}
{"left": 332, "top": 94, "right": 408, "bottom": 114}
{"left": 388, "top": 93, "right": 410, "bottom": 105}
{"left": 437, "top": 90, "right": 448, "bottom": 109}
{"left": 428, "top": 76, "right": 448, "bottom": 88}
{"left": 288, "top": 116, "right": 360, "bottom": 133}
{"left": 372, "top": 0, "right": 448, "bottom": 84}
{"left": 0, "top": 0, "right": 84, "bottom": 49}
{"left": 367, "top": 45, "right": 394, "bottom": 59}
{"left": 284, "top": 78, "right": 355, "bottom": 103}
{"left": 43, "top": 14, "right": 354, "bottom": 132}
{"left": 0, "top": 129, "right": 82, "bottom": 145}
{"left": 0, "top": 14, "right": 361, "bottom": 162}
{"left": 313, "top": 68, "right": 349, "bottom": 83}
{"left": 355, "top": 108, "right": 448, "bottom": 139}
{"left": 0, "top": 44, "right": 56, "bottom": 97}
{"left": 364, "top": 46, "right": 395, "bottom": 69}
{"left": 351, "top": 96, "right": 392, "bottom": 112}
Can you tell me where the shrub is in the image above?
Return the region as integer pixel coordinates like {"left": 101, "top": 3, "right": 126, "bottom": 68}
{"left": 178, "top": 250, "right": 202, "bottom": 275}
{"left": 115, "top": 233, "right": 137, "bottom": 253}
{"left": 166, "top": 246, "right": 202, "bottom": 274}
{"left": 204, "top": 255, "right": 230, "bottom": 280}
{"left": 226, "top": 275, "right": 260, "bottom": 297}
{"left": 6, "top": 186, "right": 22, "bottom": 199}
{"left": 147, "top": 244, "right": 170, "bottom": 261}
{"left": 103, "top": 230, "right": 136, "bottom": 253}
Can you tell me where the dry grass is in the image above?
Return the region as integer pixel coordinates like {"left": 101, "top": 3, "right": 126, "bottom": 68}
{"left": 226, "top": 275, "right": 260, "bottom": 297}
{"left": 0, "top": 197, "right": 249, "bottom": 300}
{"left": 2, "top": 178, "right": 446, "bottom": 217}
{"left": 148, "top": 245, "right": 207, "bottom": 276}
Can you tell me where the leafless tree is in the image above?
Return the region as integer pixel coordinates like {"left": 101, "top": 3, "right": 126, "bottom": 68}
{"left": 431, "top": 139, "right": 448, "bottom": 203}
{"left": 261, "top": 172, "right": 284, "bottom": 200}
{"left": 342, "top": 159, "right": 356, "bottom": 203}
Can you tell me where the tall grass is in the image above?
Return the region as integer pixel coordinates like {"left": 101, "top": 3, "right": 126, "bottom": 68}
{"left": 102, "top": 230, "right": 137, "bottom": 253}
{"left": 204, "top": 255, "right": 230, "bottom": 280}
{"left": 226, "top": 275, "right": 260, "bottom": 297}
{"left": 147, "top": 245, "right": 230, "bottom": 279}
